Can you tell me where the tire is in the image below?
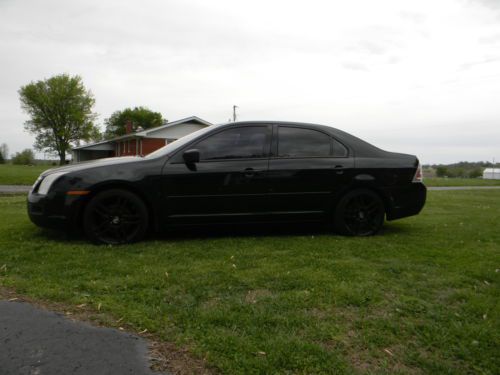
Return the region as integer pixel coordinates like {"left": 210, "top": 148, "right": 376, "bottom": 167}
{"left": 83, "top": 189, "right": 149, "bottom": 244}
{"left": 334, "top": 189, "right": 385, "bottom": 236}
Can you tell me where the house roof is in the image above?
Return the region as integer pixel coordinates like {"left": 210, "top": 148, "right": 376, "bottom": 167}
{"left": 73, "top": 116, "right": 212, "bottom": 151}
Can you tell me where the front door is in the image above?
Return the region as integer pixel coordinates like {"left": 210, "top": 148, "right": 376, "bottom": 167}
{"left": 162, "top": 125, "right": 272, "bottom": 225}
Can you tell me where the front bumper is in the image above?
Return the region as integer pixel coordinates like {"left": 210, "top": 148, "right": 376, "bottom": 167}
{"left": 27, "top": 190, "right": 86, "bottom": 231}
{"left": 386, "top": 182, "right": 427, "bottom": 221}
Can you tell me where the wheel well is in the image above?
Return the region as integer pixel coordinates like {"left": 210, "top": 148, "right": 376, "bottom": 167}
{"left": 77, "top": 183, "right": 157, "bottom": 232}
{"left": 333, "top": 186, "right": 391, "bottom": 216}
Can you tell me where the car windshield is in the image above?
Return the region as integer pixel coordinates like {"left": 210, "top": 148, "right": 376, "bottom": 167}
{"left": 144, "top": 124, "right": 224, "bottom": 159}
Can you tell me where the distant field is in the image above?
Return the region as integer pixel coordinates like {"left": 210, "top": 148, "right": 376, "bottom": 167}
{"left": 424, "top": 177, "right": 500, "bottom": 187}
{"left": 0, "top": 164, "right": 51, "bottom": 185}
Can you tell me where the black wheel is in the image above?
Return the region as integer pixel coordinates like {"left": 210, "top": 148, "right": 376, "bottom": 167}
{"left": 334, "top": 189, "right": 385, "bottom": 236}
{"left": 83, "top": 189, "right": 149, "bottom": 244}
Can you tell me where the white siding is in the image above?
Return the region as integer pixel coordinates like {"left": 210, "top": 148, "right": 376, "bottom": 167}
{"left": 145, "top": 122, "right": 207, "bottom": 140}
{"left": 483, "top": 168, "right": 500, "bottom": 180}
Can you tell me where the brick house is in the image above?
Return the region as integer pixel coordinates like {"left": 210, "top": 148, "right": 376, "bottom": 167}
{"left": 72, "top": 116, "right": 212, "bottom": 162}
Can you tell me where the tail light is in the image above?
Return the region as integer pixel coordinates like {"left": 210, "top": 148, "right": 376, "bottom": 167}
{"left": 413, "top": 162, "right": 423, "bottom": 183}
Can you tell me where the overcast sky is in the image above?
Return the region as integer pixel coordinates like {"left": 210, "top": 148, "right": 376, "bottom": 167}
{"left": 1, "top": 0, "right": 499, "bottom": 164}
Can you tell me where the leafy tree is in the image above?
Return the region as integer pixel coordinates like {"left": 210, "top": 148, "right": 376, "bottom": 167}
{"left": 0, "top": 143, "right": 8, "bottom": 163}
{"left": 436, "top": 166, "right": 448, "bottom": 177}
{"left": 469, "top": 168, "right": 483, "bottom": 178}
{"left": 452, "top": 167, "right": 465, "bottom": 178}
{"left": 12, "top": 149, "right": 35, "bottom": 165}
{"left": 19, "top": 74, "right": 100, "bottom": 165}
{"left": 104, "top": 107, "right": 164, "bottom": 138}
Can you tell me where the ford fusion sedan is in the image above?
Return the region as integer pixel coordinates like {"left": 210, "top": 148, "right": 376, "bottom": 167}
{"left": 28, "top": 121, "right": 426, "bottom": 244}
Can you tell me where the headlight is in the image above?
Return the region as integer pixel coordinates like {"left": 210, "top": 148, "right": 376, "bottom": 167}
{"left": 32, "top": 175, "right": 43, "bottom": 189}
{"left": 37, "top": 172, "right": 67, "bottom": 195}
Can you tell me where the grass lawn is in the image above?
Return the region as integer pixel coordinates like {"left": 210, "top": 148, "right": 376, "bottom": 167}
{"left": 0, "top": 164, "right": 51, "bottom": 185}
{"left": 0, "top": 191, "right": 499, "bottom": 374}
{"left": 424, "top": 177, "right": 500, "bottom": 187}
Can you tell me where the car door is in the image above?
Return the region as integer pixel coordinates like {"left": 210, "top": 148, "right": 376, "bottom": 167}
{"left": 161, "top": 124, "right": 272, "bottom": 225}
{"left": 267, "top": 125, "right": 353, "bottom": 221}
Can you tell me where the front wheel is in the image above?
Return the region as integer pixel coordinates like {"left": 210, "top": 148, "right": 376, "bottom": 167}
{"left": 83, "top": 189, "right": 149, "bottom": 244}
{"left": 334, "top": 189, "right": 385, "bottom": 236}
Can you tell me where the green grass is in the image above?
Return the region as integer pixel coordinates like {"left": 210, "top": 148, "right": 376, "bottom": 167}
{"left": 425, "top": 177, "right": 500, "bottom": 187}
{"left": 0, "top": 192, "right": 499, "bottom": 374}
{"left": 0, "top": 164, "right": 51, "bottom": 185}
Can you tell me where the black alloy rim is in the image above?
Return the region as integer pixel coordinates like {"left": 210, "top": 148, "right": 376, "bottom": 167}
{"left": 90, "top": 196, "right": 141, "bottom": 244}
{"left": 343, "top": 194, "right": 382, "bottom": 235}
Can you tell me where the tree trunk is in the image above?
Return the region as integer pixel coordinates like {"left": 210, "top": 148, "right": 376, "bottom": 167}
{"left": 59, "top": 150, "right": 66, "bottom": 165}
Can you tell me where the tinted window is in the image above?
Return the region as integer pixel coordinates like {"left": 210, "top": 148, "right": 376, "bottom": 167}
{"left": 195, "top": 126, "right": 268, "bottom": 160}
{"left": 332, "top": 138, "right": 348, "bottom": 157}
{"left": 278, "top": 127, "right": 331, "bottom": 157}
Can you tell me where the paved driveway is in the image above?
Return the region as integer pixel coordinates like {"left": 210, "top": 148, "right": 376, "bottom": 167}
{"left": 0, "top": 185, "right": 31, "bottom": 194}
{"left": 0, "top": 300, "right": 163, "bottom": 375}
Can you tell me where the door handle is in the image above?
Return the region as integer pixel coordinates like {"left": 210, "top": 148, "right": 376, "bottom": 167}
{"left": 243, "top": 168, "right": 261, "bottom": 177}
{"left": 334, "top": 165, "right": 345, "bottom": 175}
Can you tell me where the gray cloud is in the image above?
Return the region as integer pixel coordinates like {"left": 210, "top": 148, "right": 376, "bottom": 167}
{"left": 399, "top": 11, "right": 426, "bottom": 24}
{"left": 460, "top": 57, "right": 500, "bottom": 70}
{"left": 341, "top": 62, "right": 370, "bottom": 71}
{"left": 479, "top": 33, "right": 500, "bottom": 44}
{"left": 472, "top": 0, "right": 500, "bottom": 10}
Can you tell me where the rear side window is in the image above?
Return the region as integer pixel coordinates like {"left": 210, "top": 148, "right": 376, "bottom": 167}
{"left": 332, "top": 138, "right": 348, "bottom": 157}
{"left": 278, "top": 127, "right": 331, "bottom": 157}
{"left": 194, "top": 126, "right": 269, "bottom": 160}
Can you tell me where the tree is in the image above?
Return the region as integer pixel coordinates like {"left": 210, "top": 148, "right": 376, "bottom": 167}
{"left": 19, "top": 74, "right": 100, "bottom": 165}
{"left": 0, "top": 143, "right": 8, "bottom": 164}
{"left": 104, "top": 107, "right": 164, "bottom": 138}
{"left": 436, "top": 166, "right": 448, "bottom": 177}
{"left": 469, "top": 168, "right": 483, "bottom": 178}
{"left": 12, "top": 149, "right": 35, "bottom": 165}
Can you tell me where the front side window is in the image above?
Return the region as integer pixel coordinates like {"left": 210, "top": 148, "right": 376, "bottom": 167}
{"left": 195, "top": 126, "right": 269, "bottom": 161}
{"left": 278, "top": 127, "right": 331, "bottom": 157}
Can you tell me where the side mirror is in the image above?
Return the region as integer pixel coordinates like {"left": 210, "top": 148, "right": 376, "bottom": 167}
{"left": 183, "top": 149, "right": 200, "bottom": 164}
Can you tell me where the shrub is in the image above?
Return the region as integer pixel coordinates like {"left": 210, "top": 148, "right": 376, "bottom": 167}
{"left": 12, "top": 149, "right": 35, "bottom": 165}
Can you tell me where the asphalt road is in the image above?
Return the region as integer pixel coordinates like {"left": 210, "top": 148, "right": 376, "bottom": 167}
{"left": 0, "top": 185, "right": 31, "bottom": 194}
{"left": 427, "top": 186, "right": 500, "bottom": 190}
{"left": 0, "top": 300, "right": 162, "bottom": 375}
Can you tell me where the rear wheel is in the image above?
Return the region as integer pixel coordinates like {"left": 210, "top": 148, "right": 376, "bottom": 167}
{"left": 334, "top": 189, "right": 385, "bottom": 236}
{"left": 83, "top": 189, "right": 149, "bottom": 244}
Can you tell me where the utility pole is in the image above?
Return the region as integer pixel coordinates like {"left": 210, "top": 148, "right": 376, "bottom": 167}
{"left": 233, "top": 105, "right": 238, "bottom": 122}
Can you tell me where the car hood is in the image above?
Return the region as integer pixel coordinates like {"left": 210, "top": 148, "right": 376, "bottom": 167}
{"left": 40, "top": 157, "right": 142, "bottom": 177}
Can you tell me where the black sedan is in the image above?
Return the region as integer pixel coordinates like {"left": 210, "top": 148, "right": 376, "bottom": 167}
{"left": 28, "top": 121, "right": 426, "bottom": 244}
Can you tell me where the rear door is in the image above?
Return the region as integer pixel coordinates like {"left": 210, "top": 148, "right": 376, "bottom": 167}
{"left": 267, "top": 125, "right": 353, "bottom": 221}
{"left": 161, "top": 124, "right": 272, "bottom": 224}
